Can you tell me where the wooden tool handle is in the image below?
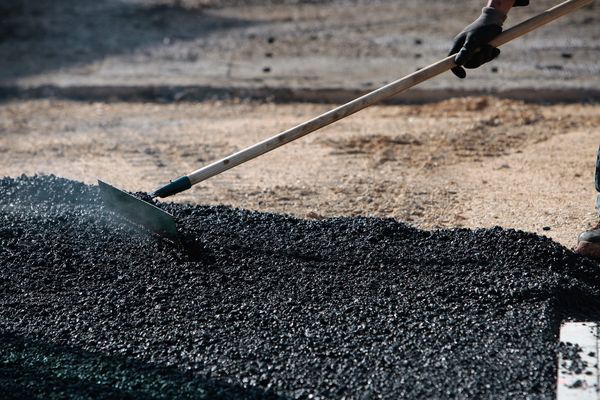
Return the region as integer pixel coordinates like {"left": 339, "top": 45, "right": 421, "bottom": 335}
{"left": 490, "top": 0, "right": 592, "bottom": 48}
{"left": 163, "top": 0, "right": 592, "bottom": 194}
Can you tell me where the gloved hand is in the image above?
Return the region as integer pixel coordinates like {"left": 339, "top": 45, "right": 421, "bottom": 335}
{"left": 448, "top": 7, "right": 506, "bottom": 79}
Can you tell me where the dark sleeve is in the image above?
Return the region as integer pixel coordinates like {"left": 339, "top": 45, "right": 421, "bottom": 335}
{"left": 514, "top": 0, "right": 529, "bottom": 5}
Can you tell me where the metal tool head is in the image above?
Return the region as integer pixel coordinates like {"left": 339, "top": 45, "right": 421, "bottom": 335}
{"left": 98, "top": 180, "right": 179, "bottom": 240}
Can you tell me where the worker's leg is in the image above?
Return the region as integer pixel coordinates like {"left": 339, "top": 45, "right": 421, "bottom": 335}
{"left": 575, "top": 145, "right": 600, "bottom": 261}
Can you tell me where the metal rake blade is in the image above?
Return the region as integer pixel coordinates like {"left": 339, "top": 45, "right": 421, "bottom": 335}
{"left": 98, "top": 180, "right": 179, "bottom": 240}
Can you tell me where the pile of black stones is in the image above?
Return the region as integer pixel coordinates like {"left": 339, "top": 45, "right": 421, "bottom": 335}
{"left": 1, "top": 175, "right": 599, "bottom": 399}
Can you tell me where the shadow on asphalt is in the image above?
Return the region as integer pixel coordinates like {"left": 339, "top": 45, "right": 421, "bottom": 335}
{"left": 0, "top": 331, "right": 283, "bottom": 399}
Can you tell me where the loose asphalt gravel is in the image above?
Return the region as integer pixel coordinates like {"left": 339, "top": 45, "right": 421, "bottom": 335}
{"left": 2, "top": 175, "right": 600, "bottom": 399}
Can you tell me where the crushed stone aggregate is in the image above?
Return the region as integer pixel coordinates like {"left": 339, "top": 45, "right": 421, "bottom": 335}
{"left": 1, "top": 175, "right": 600, "bottom": 399}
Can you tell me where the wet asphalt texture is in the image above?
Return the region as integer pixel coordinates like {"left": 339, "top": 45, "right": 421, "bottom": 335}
{"left": 2, "top": 175, "right": 600, "bottom": 399}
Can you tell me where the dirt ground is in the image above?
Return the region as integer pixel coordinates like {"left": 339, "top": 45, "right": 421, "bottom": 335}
{"left": 1, "top": 97, "right": 598, "bottom": 248}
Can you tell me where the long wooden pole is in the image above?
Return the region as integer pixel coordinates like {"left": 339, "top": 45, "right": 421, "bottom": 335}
{"left": 152, "top": 0, "right": 592, "bottom": 197}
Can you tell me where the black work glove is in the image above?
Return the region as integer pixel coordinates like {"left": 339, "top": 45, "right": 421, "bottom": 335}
{"left": 448, "top": 7, "right": 506, "bottom": 79}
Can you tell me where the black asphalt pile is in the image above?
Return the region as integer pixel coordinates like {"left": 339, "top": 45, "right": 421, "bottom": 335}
{"left": 2, "top": 175, "right": 600, "bottom": 399}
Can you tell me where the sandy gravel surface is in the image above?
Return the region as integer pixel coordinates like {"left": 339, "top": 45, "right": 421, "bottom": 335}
{"left": 1, "top": 0, "right": 598, "bottom": 98}
{"left": 1, "top": 98, "right": 598, "bottom": 248}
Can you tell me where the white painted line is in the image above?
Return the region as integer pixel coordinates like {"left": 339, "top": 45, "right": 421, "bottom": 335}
{"left": 557, "top": 322, "right": 599, "bottom": 400}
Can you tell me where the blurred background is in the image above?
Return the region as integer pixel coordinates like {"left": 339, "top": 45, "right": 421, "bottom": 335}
{"left": 1, "top": 0, "right": 599, "bottom": 247}
{"left": 1, "top": 0, "right": 598, "bottom": 100}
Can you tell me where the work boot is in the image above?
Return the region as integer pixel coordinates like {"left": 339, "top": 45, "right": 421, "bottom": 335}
{"left": 576, "top": 223, "right": 600, "bottom": 261}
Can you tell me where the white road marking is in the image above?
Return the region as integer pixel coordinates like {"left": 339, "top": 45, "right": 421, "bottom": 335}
{"left": 557, "top": 322, "right": 599, "bottom": 400}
